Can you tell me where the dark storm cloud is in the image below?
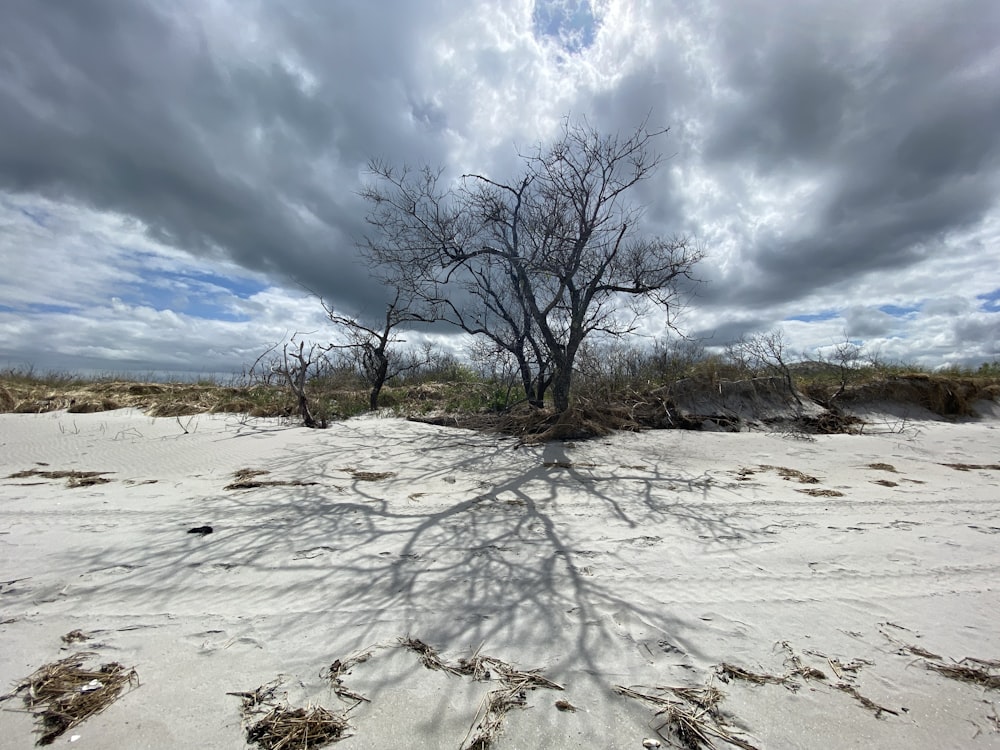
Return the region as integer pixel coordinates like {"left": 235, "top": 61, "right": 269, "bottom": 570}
{"left": 696, "top": 0, "right": 1000, "bottom": 309}
{"left": 0, "top": 1, "right": 457, "bottom": 317}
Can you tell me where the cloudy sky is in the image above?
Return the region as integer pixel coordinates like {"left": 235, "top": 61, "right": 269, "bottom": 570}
{"left": 1, "top": 0, "right": 998, "bottom": 378}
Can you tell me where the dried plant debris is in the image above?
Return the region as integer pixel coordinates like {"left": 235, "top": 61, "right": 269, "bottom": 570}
{"left": 60, "top": 629, "right": 90, "bottom": 644}
{"left": 926, "top": 661, "right": 1000, "bottom": 690}
{"left": 871, "top": 479, "right": 899, "bottom": 487}
{"left": 6, "top": 469, "right": 113, "bottom": 488}
{"left": 342, "top": 468, "right": 396, "bottom": 482}
{"left": 779, "top": 643, "right": 827, "bottom": 682}
{"left": 867, "top": 463, "right": 899, "bottom": 472}
{"left": 246, "top": 705, "right": 350, "bottom": 750}
{"left": 757, "top": 465, "right": 819, "bottom": 484}
{"left": 833, "top": 683, "right": 899, "bottom": 718}
{"left": 614, "top": 684, "right": 759, "bottom": 750}
{"left": 225, "top": 468, "right": 319, "bottom": 491}
{"left": 6, "top": 651, "right": 138, "bottom": 745}
{"left": 879, "top": 626, "right": 1000, "bottom": 692}
{"left": 941, "top": 463, "right": 1000, "bottom": 471}
{"left": 796, "top": 488, "right": 845, "bottom": 497}
{"left": 399, "top": 637, "right": 465, "bottom": 676}
{"left": 322, "top": 651, "right": 374, "bottom": 705}
{"left": 399, "top": 638, "right": 563, "bottom": 750}
{"left": 230, "top": 678, "right": 351, "bottom": 749}
{"left": 716, "top": 663, "right": 788, "bottom": 685}
{"left": 554, "top": 699, "right": 578, "bottom": 712}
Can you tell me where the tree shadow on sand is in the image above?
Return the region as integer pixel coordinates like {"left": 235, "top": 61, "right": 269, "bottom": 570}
{"left": 61, "top": 420, "right": 771, "bottom": 701}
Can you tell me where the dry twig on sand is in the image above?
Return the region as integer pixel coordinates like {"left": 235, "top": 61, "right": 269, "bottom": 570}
{"left": 5, "top": 651, "right": 138, "bottom": 745}
{"left": 778, "top": 642, "right": 827, "bottom": 681}
{"left": 834, "top": 683, "right": 899, "bottom": 718}
{"left": 614, "top": 684, "right": 759, "bottom": 750}
{"left": 322, "top": 650, "right": 375, "bottom": 705}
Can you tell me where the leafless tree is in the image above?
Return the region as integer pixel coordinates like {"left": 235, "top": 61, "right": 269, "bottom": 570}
{"left": 251, "top": 334, "right": 327, "bottom": 428}
{"left": 726, "top": 329, "right": 801, "bottom": 405}
{"left": 361, "top": 117, "right": 703, "bottom": 413}
{"left": 324, "top": 290, "right": 430, "bottom": 410}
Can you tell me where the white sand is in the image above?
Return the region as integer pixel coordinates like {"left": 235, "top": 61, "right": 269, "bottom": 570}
{"left": 1, "top": 409, "right": 998, "bottom": 748}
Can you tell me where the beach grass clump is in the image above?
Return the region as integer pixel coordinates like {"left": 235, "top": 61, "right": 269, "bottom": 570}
{"left": 4, "top": 652, "right": 138, "bottom": 745}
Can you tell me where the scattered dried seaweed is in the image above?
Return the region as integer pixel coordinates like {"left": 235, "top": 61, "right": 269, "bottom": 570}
{"left": 227, "top": 679, "right": 283, "bottom": 714}
{"left": 230, "top": 678, "right": 351, "bottom": 749}
{"left": 398, "top": 637, "right": 465, "bottom": 676}
{"left": 878, "top": 628, "right": 942, "bottom": 660}
{"left": 942, "top": 463, "right": 1000, "bottom": 471}
{"left": 871, "top": 479, "right": 899, "bottom": 487}
{"left": 925, "top": 661, "right": 1000, "bottom": 690}
{"left": 716, "top": 663, "right": 787, "bottom": 685}
{"left": 796, "top": 488, "right": 845, "bottom": 497}
{"left": 779, "top": 643, "right": 827, "bottom": 681}
{"left": 614, "top": 684, "right": 759, "bottom": 750}
{"left": 867, "top": 463, "right": 899, "bottom": 472}
{"left": 8, "top": 651, "right": 138, "bottom": 745}
{"left": 399, "top": 638, "right": 562, "bottom": 750}
{"left": 245, "top": 705, "right": 349, "bottom": 750}
{"left": 554, "top": 699, "right": 577, "bottom": 712}
{"left": 60, "top": 630, "right": 90, "bottom": 644}
{"left": 464, "top": 688, "right": 529, "bottom": 750}
{"left": 322, "top": 651, "right": 374, "bottom": 705}
{"left": 225, "top": 469, "right": 319, "bottom": 491}
{"left": 758, "top": 465, "right": 819, "bottom": 484}
{"left": 833, "top": 683, "right": 899, "bottom": 718}
{"left": 6, "top": 469, "right": 114, "bottom": 488}
{"left": 342, "top": 468, "right": 396, "bottom": 482}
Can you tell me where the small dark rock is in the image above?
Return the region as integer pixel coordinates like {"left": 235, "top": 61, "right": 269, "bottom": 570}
{"left": 187, "top": 526, "right": 213, "bottom": 536}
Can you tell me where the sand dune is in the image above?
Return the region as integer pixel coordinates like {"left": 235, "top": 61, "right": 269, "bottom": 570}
{"left": 1, "top": 409, "right": 998, "bottom": 748}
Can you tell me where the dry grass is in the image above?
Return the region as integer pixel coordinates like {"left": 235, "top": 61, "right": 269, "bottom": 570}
{"left": 941, "top": 463, "right": 1000, "bottom": 472}
{"left": 758, "top": 465, "right": 819, "bottom": 484}
{"left": 398, "top": 638, "right": 563, "bottom": 750}
{"left": 224, "top": 468, "right": 320, "bottom": 491}
{"left": 342, "top": 468, "right": 396, "bottom": 482}
{"left": 833, "top": 683, "right": 899, "bottom": 718}
{"left": 322, "top": 650, "right": 374, "bottom": 705}
{"left": 614, "top": 684, "right": 759, "bottom": 750}
{"left": 797, "top": 488, "right": 845, "bottom": 497}
{"left": 230, "top": 679, "right": 351, "bottom": 749}
{"left": 926, "top": 661, "right": 1000, "bottom": 690}
{"left": 5, "top": 652, "right": 138, "bottom": 745}
{"left": 245, "top": 705, "right": 349, "bottom": 749}
{"left": 716, "top": 663, "right": 788, "bottom": 685}
{"left": 6, "top": 469, "right": 113, "bottom": 488}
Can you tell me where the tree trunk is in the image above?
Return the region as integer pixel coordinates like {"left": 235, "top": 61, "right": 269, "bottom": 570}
{"left": 369, "top": 357, "right": 389, "bottom": 410}
{"left": 552, "top": 366, "right": 572, "bottom": 413}
{"left": 297, "top": 392, "right": 318, "bottom": 428}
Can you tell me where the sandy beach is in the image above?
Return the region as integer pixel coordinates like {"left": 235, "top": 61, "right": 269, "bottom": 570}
{"left": 1, "top": 409, "right": 998, "bottom": 748}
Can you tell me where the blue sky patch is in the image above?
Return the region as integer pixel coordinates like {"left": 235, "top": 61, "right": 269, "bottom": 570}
{"left": 785, "top": 310, "right": 839, "bottom": 323}
{"left": 0, "top": 302, "right": 78, "bottom": 315}
{"left": 878, "top": 303, "right": 921, "bottom": 317}
{"left": 977, "top": 288, "right": 1000, "bottom": 312}
{"left": 121, "top": 269, "right": 265, "bottom": 322}
{"left": 533, "top": 0, "right": 598, "bottom": 53}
